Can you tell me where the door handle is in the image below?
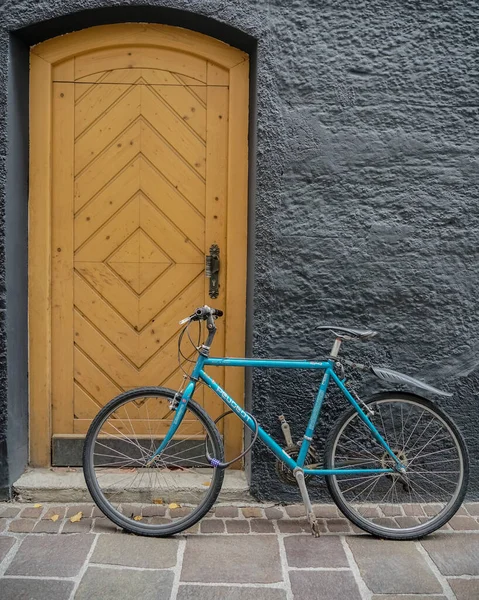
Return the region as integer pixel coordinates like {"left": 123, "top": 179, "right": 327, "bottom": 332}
{"left": 205, "top": 244, "right": 220, "bottom": 299}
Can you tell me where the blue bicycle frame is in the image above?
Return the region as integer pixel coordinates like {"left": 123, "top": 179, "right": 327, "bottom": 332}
{"left": 150, "top": 354, "right": 403, "bottom": 475}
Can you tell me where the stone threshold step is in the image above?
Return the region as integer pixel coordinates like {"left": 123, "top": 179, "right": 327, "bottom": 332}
{"left": 13, "top": 468, "right": 252, "bottom": 503}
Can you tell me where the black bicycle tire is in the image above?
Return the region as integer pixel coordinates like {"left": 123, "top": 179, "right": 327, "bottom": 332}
{"left": 325, "top": 391, "right": 469, "bottom": 540}
{"left": 83, "top": 386, "right": 225, "bottom": 537}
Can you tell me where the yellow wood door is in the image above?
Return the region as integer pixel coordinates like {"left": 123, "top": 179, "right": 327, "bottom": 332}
{"left": 29, "top": 24, "right": 249, "bottom": 466}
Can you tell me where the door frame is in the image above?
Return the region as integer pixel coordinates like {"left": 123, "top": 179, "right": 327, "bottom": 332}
{"left": 29, "top": 23, "right": 249, "bottom": 466}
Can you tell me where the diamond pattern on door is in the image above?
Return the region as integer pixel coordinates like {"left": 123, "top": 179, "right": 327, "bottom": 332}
{"left": 64, "top": 61, "right": 225, "bottom": 432}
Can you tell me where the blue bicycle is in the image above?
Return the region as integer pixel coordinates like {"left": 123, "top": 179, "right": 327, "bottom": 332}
{"left": 84, "top": 306, "right": 469, "bottom": 539}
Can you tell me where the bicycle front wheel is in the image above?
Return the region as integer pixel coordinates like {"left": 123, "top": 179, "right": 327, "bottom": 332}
{"left": 325, "top": 392, "right": 469, "bottom": 540}
{"left": 83, "top": 387, "right": 224, "bottom": 536}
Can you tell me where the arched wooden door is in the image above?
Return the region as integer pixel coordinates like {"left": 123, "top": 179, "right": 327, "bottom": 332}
{"left": 29, "top": 24, "right": 249, "bottom": 466}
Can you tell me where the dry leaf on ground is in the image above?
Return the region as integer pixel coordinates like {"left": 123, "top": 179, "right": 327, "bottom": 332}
{"left": 202, "top": 481, "right": 211, "bottom": 487}
{"left": 133, "top": 515, "right": 142, "bottom": 521}
{"left": 70, "top": 511, "right": 82, "bottom": 523}
{"left": 168, "top": 502, "right": 181, "bottom": 509}
{"left": 51, "top": 514, "right": 59, "bottom": 522}
{"left": 153, "top": 498, "right": 163, "bottom": 505}
{"left": 33, "top": 503, "right": 42, "bottom": 508}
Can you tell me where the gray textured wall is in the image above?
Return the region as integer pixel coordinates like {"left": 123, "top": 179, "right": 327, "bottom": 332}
{"left": 0, "top": 0, "right": 478, "bottom": 500}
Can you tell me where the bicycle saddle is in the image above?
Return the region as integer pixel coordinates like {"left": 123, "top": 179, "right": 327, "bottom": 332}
{"left": 317, "top": 325, "right": 377, "bottom": 341}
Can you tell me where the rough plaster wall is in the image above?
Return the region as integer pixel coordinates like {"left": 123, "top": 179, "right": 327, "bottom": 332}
{"left": 0, "top": 0, "right": 478, "bottom": 499}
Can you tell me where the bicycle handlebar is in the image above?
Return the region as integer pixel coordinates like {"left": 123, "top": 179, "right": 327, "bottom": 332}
{"left": 179, "top": 305, "right": 223, "bottom": 325}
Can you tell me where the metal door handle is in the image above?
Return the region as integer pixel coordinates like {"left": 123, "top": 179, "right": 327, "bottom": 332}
{"left": 206, "top": 244, "right": 220, "bottom": 298}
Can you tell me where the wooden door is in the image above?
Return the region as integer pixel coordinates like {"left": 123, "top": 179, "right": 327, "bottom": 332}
{"left": 29, "top": 24, "right": 249, "bottom": 466}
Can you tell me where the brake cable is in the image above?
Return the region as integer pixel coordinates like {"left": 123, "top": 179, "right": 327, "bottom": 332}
{"left": 206, "top": 410, "right": 260, "bottom": 469}
{"left": 176, "top": 313, "right": 260, "bottom": 469}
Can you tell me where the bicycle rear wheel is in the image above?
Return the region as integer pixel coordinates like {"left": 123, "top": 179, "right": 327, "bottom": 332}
{"left": 325, "top": 392, "right": 468, "bottom": 539}
{"left": 83, "top": 387, "right": 224, "bottom": 536}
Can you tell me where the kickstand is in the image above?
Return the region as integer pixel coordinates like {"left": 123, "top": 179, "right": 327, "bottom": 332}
{"left": 294, "top": 468, "right": 320, "bottom": 538}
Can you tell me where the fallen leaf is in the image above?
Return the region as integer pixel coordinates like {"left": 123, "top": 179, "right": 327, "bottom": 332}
{"left": 133, "top": 515, "right": 143, "bottom": 521}
{"left": 50, "top": 514, "right": 59, "bottom": 522}
{"left": 202, "top": 481, "right": 211, "bottom": 487}
{"left": 33, "top": 503, "right": 42, "bottom": 508}
{"left": 70, "top": 511, "right": 83, "bottom": 523}
{"left": 153, "top": 498, "right": 163, "bottom": 505}
{"left": 169, "top": 502, "right": 181, "bottom": 509}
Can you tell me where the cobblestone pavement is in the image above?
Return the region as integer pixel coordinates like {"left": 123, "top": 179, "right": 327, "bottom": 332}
{"left": 0, "top": 502, "right": 478, "bottom": 599}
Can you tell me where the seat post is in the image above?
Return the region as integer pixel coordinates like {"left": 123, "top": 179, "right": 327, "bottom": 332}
{"left": 330, "top": 337, "right": 342, "bottom": 358}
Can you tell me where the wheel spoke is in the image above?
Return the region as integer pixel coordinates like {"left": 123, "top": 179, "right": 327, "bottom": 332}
{"left": 328, "top": 397, "right": 466, "bottom": 538}
{"left": 85, "top": 392, "right": 222, "bottom": 535}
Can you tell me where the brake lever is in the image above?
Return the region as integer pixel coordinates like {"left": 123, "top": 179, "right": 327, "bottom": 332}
{"left": 179, "top": 316, "right": 192, "bottom": 325}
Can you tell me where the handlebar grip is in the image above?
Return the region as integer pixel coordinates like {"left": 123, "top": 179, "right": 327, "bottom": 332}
{"left": 192, "top": 306, "right": 223, "bottom": 320}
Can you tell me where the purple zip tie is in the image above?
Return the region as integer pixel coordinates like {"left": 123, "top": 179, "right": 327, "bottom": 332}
{"left": 209, "top": 458, "right": 221, "bottom": 467}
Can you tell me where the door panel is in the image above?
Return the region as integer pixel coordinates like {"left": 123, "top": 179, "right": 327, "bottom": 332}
{"left": 29, "top": 25, "right": 249, "bottom": 466}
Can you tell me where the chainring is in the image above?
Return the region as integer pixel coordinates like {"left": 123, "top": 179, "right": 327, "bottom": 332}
{"left": 275, "top": 444, "right": 319, "bottom": 486}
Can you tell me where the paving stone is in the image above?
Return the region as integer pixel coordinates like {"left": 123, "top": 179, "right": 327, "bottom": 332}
{"left": 241, "top": 507, "right": 263, "bottom": 518}
{"left": 447, "top": 578, "right": 479, "bottom": 600}
{"left": 421, "top": 534, "right": 479, "bottom": 575}
{"left": 92, "top": 506, "right": 105, "bottom": 517}
{"left": 422, "top": 504, "right": 443, "bottom": 516}
{"left": 225, "top": 519, "right": 249, "bottom": 534}
{"left": 6, "top": 534, "right": 93, "bottom": 577}
{"left": 170, "top": 507, "right": 192, "bottom": 518}
{"left": 250, "top": 519, "right": 275, "bottom": 533}
{"left": 265, "top": 507, "right": 284, "bottom": 520}
{"left": 62, "top": 518, "right": 93, "bottom": 533}
{"left": 150, "top": 517, "right": 172, "bottom": 525}
{"left": 8, "top": 519, "right": 36, "bottom": 533}
{"left": 0, "top": 518, "right": 6, "bottom": 532}
{"left": 379, "top": 504, "right": 403, "bottom": 516}
{"left": 454, "top": 505, "right": 468, "bottom": 516}
{"left": 371, "top": 594, "right": 447, "bottom": 600}
{"left": 43, "top": 506, "right": 66, "bottom": 520}
{"left": 76, "top": 566, "right": 173, "bottom": 600}
{"left": 395, "top": 516, "right": 420, "bottom": 528}
{"left": 92, "top": 534, "right": 178, "bottom": 568}
{"left": 184, "top": 522, "right": 200, "bottom": 534}
{"left": 313, "top": 504, "right": 339, "bottom": 518}
{"left": 347, "top": 537, "right": 441, "bottom": 594}
{"left": 66, "top": 504, "right": 93, "bottom": 518}
{"left": 20, "top": 506, "right": 43, "bottom": 519}
{"left": 200, "top": 519, "right": 225, "bottom": 533}
{"left": 290, "top": 570, "right": 362, "bottom": 600}
{"left": 0, "top": 578, "right": 74, "bottom": 600}
{"left": 371, "top": 518, "right": 399, "bottom": 528}
{"left": 285, "top": 535, "right": 348, "bottom": 568}
{"left": 33, "top": 518, "right": 62, "bottom": 533}
{"left": 0, "top": 536, "right": 15, "bottom": 563}
{"left": 177, "top": 586, "right": 287, "bottom": 600}
{"left": 0, "top": 506, "right": 20, "bottom": 518}
{"left": 117, "top": 504, "right": 141, "bottom": 518}
{"left": 449, "top": 516, "right": 479, "bottom": 530}
{"left": 285, "top": 504, "right": 306, "bottom": 517}
{"left": 403, "top": 504, "right": 426, "bottom": 516}
{"left": 465, "top": 502, "right": 479, "bottom": 516}
{"left": 326, "top": 518, "right": 351, "bottom": 532}
{"left": 141, "top": 505, "right": 166, "bottom": 517}
{"left": 181, "top": 535, "right": 282, "bottom": 583}
{"left": 170, "top": 508, "right": 192, "bottom": 519}
{"left": 358, "top": 506, "right": 381, "bottom": 518}
{"left": 92, "top": 518, "right": 121, "bottom": 533}
{"left": 215, "top": 506, "right": 238, "bottom": 518}
{"left": 277, "top": 519, "right": 311, "bottom": 534}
